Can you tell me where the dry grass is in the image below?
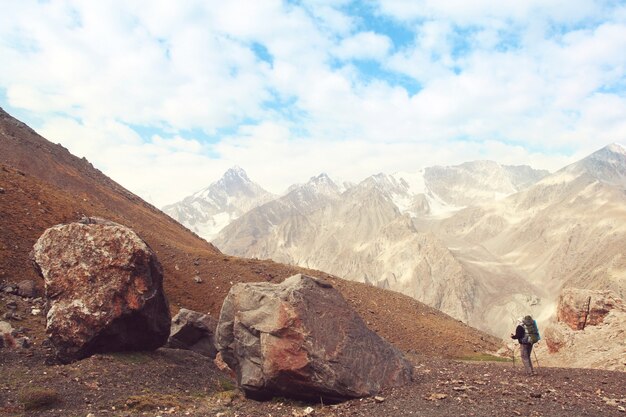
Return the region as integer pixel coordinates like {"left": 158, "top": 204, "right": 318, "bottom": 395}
{"left": 18, "top": 387, "right": 60, "bottom": 410}
{"left": 124, "top": 393, "right": 183, "bottom": 411}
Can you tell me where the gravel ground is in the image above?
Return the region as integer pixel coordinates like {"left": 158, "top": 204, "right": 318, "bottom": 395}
{"left": 2, "top": 345, "right": 625, "bottom": 417}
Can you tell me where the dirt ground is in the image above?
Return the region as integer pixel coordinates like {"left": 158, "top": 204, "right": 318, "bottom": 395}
{"left": 1, "top": 342, "right": 625, "bottom": 417}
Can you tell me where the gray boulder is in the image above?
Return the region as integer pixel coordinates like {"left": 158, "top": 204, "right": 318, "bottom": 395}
{"left": 31, "top": 217, "right": 170, "bottom": 363}
{"left": 216, "top": 274, "right": 413, "bottom": 402}
{"left": 167, "top": 308, "right": 217, "bottom": 358}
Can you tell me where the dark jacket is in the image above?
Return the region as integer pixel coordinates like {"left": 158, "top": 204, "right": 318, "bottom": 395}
{"left": 511, "top": 324, "right": 527, "bottom": 344}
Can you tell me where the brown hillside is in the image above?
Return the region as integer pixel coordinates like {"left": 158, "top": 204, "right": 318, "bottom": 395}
{"left": 0, "top": 107, "right": 499, "bottom": 358}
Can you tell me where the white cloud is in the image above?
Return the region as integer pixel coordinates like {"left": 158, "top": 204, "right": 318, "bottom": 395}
{"left": 376, "top": 0, "right": 604, "bottom": 25}
{"left": 333, "top": 31, "right": 392, "bottom": 60}
{"left": 0, "top": 0, "right": 625, "bottom": 207}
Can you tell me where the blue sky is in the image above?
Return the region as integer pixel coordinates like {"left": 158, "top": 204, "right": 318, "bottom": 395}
{"left": 1, "top": 0, "right": 625, "bottom": 206}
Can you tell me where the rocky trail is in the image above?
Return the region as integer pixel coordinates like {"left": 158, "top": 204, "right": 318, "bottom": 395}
{"left": 1, "top": 343, "right": 625, "bottom": 417}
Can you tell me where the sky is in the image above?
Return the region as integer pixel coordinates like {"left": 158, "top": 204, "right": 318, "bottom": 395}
{"left": 1, "top": 0, "right": 625, "bottom": 206}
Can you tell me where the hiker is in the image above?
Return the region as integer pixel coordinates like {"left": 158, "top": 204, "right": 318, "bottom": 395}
{"left": 510, "top": 316, "right": 539, "bottom": 376}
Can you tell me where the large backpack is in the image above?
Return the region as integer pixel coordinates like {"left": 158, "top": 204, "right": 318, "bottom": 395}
{"left": 522, "top": 315, "right": 540, "bottom": 344}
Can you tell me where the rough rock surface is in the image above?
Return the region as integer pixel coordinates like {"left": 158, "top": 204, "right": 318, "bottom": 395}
{"left": 167, "top": 308, "right": 217, "bottom": 358}
{"left": 31, "top": 217, "right": 170, "bottom": 362}
{"left": 0, "top": 320, "right": 14, "bottom": 348}
{"left": 538, "top": 288, "right": 626, "bottom": 371}
{"left": 216, "top": 274, "right": 413, "bottom": 401}
{"left": 556, "top": 288, "right": 624, "bottom": 331}
{"left": 16, "top": 279, "right": 37, "bottom": 298}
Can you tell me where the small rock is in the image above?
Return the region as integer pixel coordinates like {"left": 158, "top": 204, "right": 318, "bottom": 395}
{"left": 17, "top": 280, "right": 37, "bottom": 298}
{"left": 428, "top": 393, "right": 448, "bottom": 401}
{"left": 193, "top": 276, "right": 203, "bottom": 284}
{"left": 2, "top": 286, "right": 15, "bottom": 294}
{"left": 31, "top": 308, "right": 42, "bottom": 316}
{"left": 0, "top": 187, "right": 5, "bottom": 193}
{"left": 374, "top": 396, "right": 385, "bottom": 403}
{"left": 530, "top": 392, "right": 542, "bottom": 398}
{"left": 86, "top": 413, "right": 95, "bottom": 417}
{"left": 16, "top": 336, "right": 31, "bottom": 348}
{"left": 292, "top": 406, "right": 314, "bottom": 416}
{"left": 3, "top": 311, "right": 22, "bottom": 321}
{"left": 618, "top": 405, "right": 625, "bottom": 412}
{"left": 6, "top": 301, "right": 17, "bottom": 310}
{"left": 0, "top": 320, "right": 12, "bottom": 332}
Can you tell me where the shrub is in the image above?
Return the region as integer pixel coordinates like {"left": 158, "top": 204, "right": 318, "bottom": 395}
{"left": 18, "top": 388, "right": 60, "bottom": 410}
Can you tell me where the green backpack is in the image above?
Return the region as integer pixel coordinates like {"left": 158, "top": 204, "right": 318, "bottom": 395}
{"left": 522, "top": 315, "right": 540, "bottom": 344}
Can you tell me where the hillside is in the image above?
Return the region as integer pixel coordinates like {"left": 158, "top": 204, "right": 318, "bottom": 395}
{"left": 2, "top": 109, "right": 626, "bottom": 417}
{"left": 0, "top": 106, "right": 498, "bottom": 358}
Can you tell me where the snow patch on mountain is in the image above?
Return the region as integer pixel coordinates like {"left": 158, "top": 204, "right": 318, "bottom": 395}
{"left": 162, "top": 166, "right": 276, "bottom": 241}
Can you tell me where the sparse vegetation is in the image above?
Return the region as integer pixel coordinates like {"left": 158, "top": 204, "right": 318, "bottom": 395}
{"left": 125, "top": 393, "right": 182, "bottom": 411}
{"left": 108, "top": 351, "right": 153, "bottom": 364}
{"left": 458, "top": 353, "right": 511, "bottom": 362}
{"left": 18, "top": 387, "right": 60, "bottom": 410}
{"left": 217, "top": 376, "right": 236, "bottom": 391}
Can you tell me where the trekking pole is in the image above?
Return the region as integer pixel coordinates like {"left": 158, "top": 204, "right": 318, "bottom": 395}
{"left": 533, "top": 349, "right": 540, "bottom": 368}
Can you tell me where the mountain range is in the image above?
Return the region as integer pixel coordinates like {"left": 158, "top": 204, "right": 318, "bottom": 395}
{"left": 166, "top": 145, "right": 626, "bottom": 338}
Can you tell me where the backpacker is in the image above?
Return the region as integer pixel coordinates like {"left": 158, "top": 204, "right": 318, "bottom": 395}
{"left": 522, "top": 315, "right": 540, "bottom": 344}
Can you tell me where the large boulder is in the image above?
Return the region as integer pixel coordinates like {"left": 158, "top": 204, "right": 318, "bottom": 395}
{"left": 216, "top": 274, "right": 413, "bottom": 402}
{"left": 556, "top": 288, "right": 625, "bottom": 331}
{"left": 167, "top": 308, "right": 217, "bottom": 358}
{"left": 31, "top": 217, "right": 170, "bottom": 363}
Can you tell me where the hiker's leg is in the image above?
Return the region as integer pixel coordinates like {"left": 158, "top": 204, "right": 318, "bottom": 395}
{"left": 520, "top": 344, "right": 532, "bottom": 375}
{"left": 528, "top": 344, "right": 535, "bottom": 374}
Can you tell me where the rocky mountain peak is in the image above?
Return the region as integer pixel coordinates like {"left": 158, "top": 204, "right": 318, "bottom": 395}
{"left": 566, "top": 143, "right": 626, "bottom": 187}
{"left": 300, "top": 173, "right": 340, "bottom": 196}
{"left": 215, "top": 166, "right": 252, "bottom": 189}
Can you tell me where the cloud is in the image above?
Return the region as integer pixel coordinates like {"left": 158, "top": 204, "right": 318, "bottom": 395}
{"left": 333, "top": 31, "right": 392, "bottom": 60}
{"left": 0, "top": 0, "right": 625, "bottom": 206}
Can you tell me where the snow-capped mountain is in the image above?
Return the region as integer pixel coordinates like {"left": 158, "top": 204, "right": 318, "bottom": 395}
{"left": 162, "top": 166, "right": 276, "bottom": 241}
{"left": 213, "top": 173, "right": 341, "bottom": 253}
{"left": 214, "top": 163, "right": 548, "bottom": 331}
{"left": 211, "top": 146, "right": 626, "bottom": 337}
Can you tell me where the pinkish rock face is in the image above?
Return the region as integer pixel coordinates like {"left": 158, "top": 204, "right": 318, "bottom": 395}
{"left": 216, "top": 274, "right": 413, "bottom": 402}
{"left": 31, "top": 217, "right": 170, "bottom": 363}
{"left": 556, "top": 288, "right": 625, "bottom": 331}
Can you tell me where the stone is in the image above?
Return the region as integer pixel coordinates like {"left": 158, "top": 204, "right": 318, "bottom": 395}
{"left": 216, "top": 274, "right": 413, "bottom": 402}
{"left": 16, "top": 280, "right": 37, "bottom": 298}
{"left": 15, "top": 336, "right": 31, "bottom": 348}
{"left": 0, "top": 320, "right": 14, "bottom": 349}
{"left": 543, "top": 323, "right": 572, "bottom": 353}
{"left": 556, "top": 288, "right": 625, "bottom": 331}
{"left": 193, "top": 276, "right": 203, "bottom": 284}
{"left": 166, "top": 308, "right": 217, "bottom": 358}
{"left": 31, "top": 217, "right": 171, "bottom": 363}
